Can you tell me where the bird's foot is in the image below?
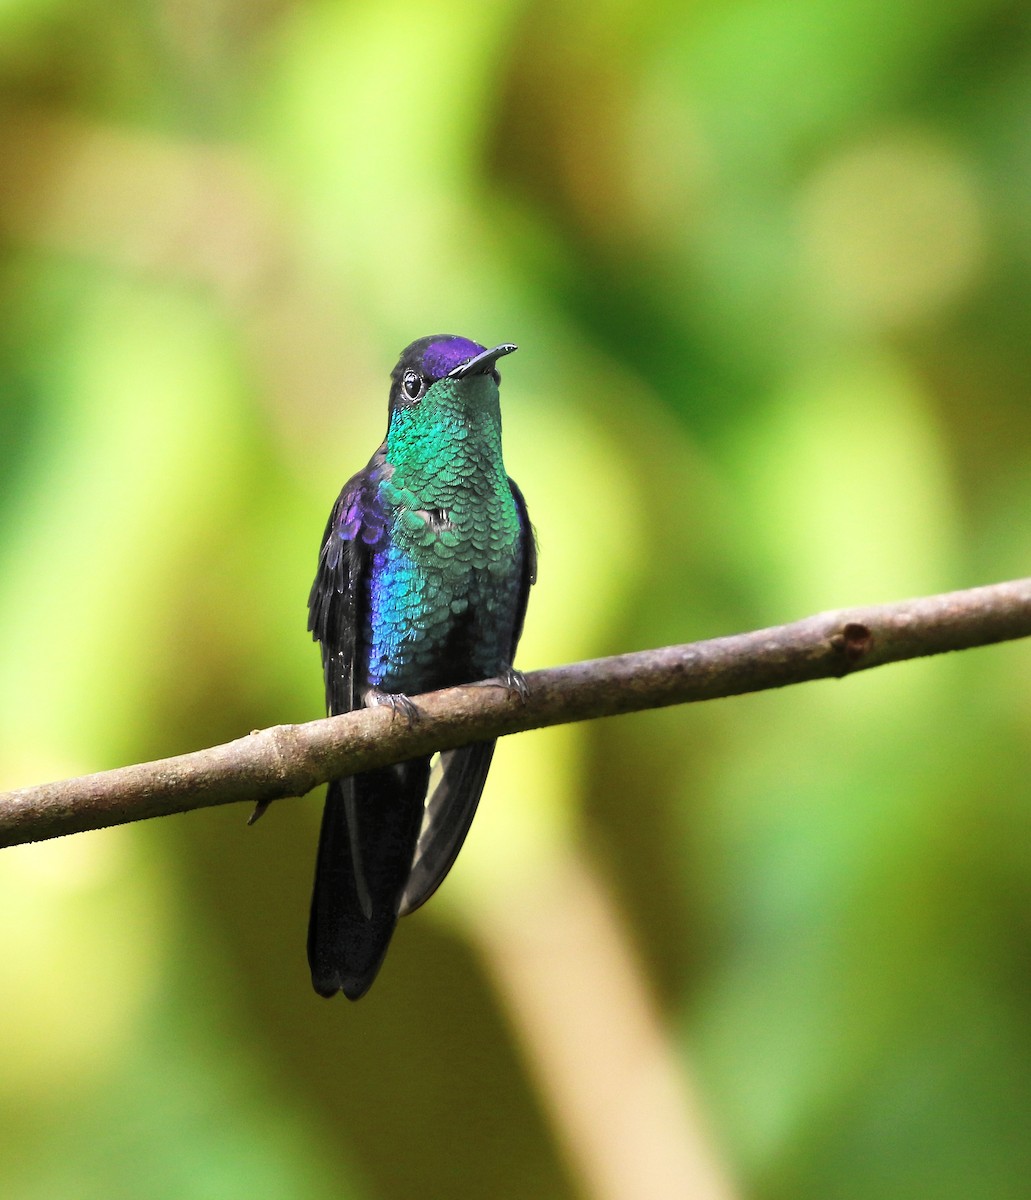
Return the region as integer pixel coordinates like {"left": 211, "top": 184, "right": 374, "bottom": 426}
{"left": 470, "top": 666, "right": 530, "bottom": 703}
{"left": 366, "top": 687, "right": 421, "bottom": 726}
{"left": 501, "top": 666, "right": 531, "bottom": 703}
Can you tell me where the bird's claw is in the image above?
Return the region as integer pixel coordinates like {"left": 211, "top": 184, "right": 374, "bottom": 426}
{"left": 470, "top": 666, "right": 530, "bottom": 703}
{"left": 501, "top": 666, "right": 530, "bottom": 703}
{"left": 366, "top": 688, "right": 421, "bottom": 726}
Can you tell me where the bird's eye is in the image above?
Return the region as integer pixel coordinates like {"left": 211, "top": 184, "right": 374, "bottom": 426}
{"left": 402, "top": 369, "right": 425, "bottom": 401}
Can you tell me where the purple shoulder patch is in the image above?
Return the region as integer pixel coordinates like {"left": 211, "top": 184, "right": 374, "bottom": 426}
{"left": 421, "top": 337, "right": 485, "bottom": 379}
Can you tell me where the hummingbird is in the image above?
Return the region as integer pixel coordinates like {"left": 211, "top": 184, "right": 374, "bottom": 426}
{"left": 306, "top": 335, "right": 536, "bottom": 999}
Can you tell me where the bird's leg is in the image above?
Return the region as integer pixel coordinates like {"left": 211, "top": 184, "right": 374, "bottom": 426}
{"left": 365, "top": 687, "right": 421, "bottom": 726}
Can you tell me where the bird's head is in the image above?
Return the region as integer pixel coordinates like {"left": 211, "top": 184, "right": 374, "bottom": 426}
{"left": 387, "top": 335, "right": 517, "bottom": 419}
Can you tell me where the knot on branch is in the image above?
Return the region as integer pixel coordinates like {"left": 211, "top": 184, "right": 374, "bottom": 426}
{"left": 828, "top": 622, "right": 874, "bottom": 673}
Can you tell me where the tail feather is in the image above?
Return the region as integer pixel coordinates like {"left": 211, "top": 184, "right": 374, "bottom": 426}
{"left": 308, "top": 759, "right": 430, "bottom": 1000}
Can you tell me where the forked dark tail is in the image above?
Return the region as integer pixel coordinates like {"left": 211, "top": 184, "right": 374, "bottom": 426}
{"left": 308, "top": 758, "right": 430, "bottom": 1000}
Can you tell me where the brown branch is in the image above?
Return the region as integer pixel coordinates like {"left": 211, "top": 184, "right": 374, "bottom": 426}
{"left": 2, "top": 576, "right": 1030, "bottom": 849}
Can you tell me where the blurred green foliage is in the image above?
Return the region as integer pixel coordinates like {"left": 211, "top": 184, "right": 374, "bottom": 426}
{"left": 2, "top": 1, "right": 1031, "bottom": 1197}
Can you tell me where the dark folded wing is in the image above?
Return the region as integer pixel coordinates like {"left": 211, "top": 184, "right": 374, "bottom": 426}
{"left": 307, "top": 453, "right": 387, "bottom": 715}
{"left": 399, "top": 476, "right": 537, "bottom": 916}
{"left": 506, "top": 476, "right": 537, "bottom": 656}
{"left": 398, "top": 743, "right": 496, "bottom": 916}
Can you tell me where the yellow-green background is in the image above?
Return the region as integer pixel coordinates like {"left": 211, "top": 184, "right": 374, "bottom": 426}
{"left": 2, "top": 1, "right": 1030, "bottom": 1197}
